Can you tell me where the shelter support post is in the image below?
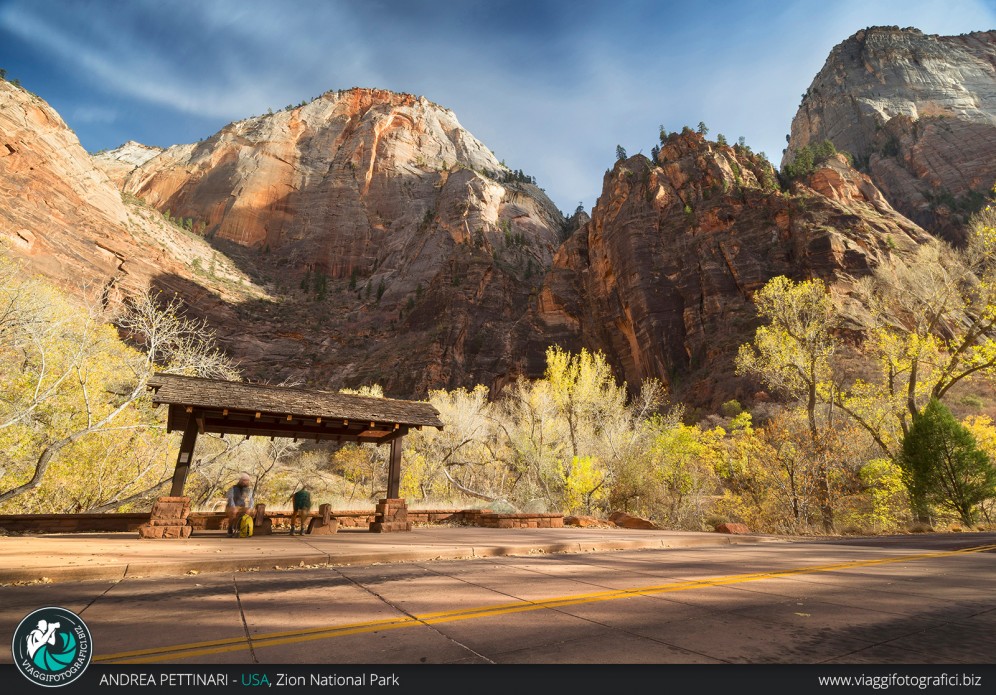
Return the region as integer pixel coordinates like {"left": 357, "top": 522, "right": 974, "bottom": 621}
{"left": 387, "top": 435, "right": 403, "bottom": 499}
{"left": 169, "top": 417, "right": 199, "bottom": 497}
{"left": 371, "top": 435, "right": 410, "bottom": 532}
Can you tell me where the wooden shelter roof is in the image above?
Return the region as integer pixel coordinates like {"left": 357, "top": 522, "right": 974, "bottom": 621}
{"left": 147, "top": 373, "right": 443, "bottom": 443}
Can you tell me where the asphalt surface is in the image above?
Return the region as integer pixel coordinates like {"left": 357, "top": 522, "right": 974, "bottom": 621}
{"left": 1, "top": 531, "right": 993, "bottom": 666}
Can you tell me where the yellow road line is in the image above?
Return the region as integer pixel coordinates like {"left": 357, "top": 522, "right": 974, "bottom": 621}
{"left": 96, "top": 543, "right": 996, "bottom": 664}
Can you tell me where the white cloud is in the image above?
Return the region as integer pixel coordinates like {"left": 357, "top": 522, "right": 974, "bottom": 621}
{"left": 0, "top": 1, "right": 381, "bottom": 119}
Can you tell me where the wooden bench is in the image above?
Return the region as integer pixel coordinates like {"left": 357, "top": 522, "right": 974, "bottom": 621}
{"left": 255, "top": 505, "right": 337, "bottom": 535}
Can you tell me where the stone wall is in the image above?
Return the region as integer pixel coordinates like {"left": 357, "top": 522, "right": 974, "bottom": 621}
{"left": 0, "top": 514, "right": 150, "bottom": 533}
{"left": 474, "top": 513, "right": 565, "bottom": 529}
{"left": 185, "top": 509, "right": 472, "bottom": 530}
{"left": 0, "top": 509, "right": 564, "bottom": 533}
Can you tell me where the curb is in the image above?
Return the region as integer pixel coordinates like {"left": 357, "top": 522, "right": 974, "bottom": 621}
{"left": 0, "top": 534, "right": 774, "bottom": 585}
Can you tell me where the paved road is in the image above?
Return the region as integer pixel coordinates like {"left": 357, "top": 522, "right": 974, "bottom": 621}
{"left": 2, "top": 535, "right": 994, "bottom": 666}
{"left": 0, "top": 526, "right": 764, "bottom": 583}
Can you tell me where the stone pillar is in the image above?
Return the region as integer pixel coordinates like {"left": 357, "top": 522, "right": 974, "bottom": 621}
{"left": 252, "top": 503, "right": 273, "bottom": 535}
{"left": 369, "top": 498, "right": 411, "bottom": 533}
{"left": 138, "top": 496, "right": 192, "bottom": 539}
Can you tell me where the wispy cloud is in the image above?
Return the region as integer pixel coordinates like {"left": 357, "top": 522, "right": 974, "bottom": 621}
{"left": 70, "top": 105, "right": 117, "bottom": 125}
{"left": 0, "top": 1, "right": 379, "bottom": 118}
{"left": 2, "top": 0, "right": 995, "bottom": 212}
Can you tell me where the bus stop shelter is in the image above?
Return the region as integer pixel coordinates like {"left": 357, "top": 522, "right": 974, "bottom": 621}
{"left": 146, "top": 373, "right": 443, "bottom": 532}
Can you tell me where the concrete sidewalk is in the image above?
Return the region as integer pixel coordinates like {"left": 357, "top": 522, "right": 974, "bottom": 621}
{"left": 0, "top": 527, "right": 780, "bottom": 584}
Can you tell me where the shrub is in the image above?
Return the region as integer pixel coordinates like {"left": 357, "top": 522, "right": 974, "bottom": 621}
{"left": 781, "top": 140, "right": 845, "bottom": 181}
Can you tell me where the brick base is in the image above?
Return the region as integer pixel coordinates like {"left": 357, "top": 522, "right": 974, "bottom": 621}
{"left": 138, "top": 525, "right": 192, "bottom": 539}
{"left": 138, "top": 496, "right": 192, "bottom": 540}
{"left": 369, "top": 498, "right": 411, "bottom": 533}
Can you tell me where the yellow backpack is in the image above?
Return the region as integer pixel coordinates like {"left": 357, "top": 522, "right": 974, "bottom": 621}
{"left": 238, "top": 513, "right": 254, "bottom": 538}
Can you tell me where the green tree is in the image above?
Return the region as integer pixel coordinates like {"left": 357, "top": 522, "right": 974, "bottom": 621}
{"left": 615, "top": 145, "right": 627, "bottom": 161}
{"left": 544, "top": 346, "right": 627, "bottom": 458}
{"left": 736, "top": 277, "right": 836, "bottom": 440}
{"left": 781, "top": 140, "right": 839, "bottom": 180}
{"left": 697, "top": 121, "right": 709, "bottom": 136}
{"left": 900, "top": 398, "right": 996, "bottom": 526}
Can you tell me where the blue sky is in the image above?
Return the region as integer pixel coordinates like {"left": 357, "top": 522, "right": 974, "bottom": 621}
{"left": 2, "top": 0, "right": 995, "bottom": 213}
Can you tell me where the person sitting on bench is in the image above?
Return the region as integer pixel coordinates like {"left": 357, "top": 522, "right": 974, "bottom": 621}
{"left": 225, "top": 473, "right": 254, "bottom": 537}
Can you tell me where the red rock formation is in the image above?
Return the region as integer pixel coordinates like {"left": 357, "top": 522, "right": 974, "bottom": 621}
{"left": 0, "top": 80, "right": 257, "bottom": 315}
{"left": 0, "top": 79, "right": 943, "bottom": 408}
{"left": 533, "top": 131, "right": 932, "bottom": 406}
{"left": 608, "top": 511, "right": 659, "bottom": 530}
{"left": 93, "top": 88, "right": 567, "bottom": 393}
{"left": 785, "top": 26, "right": 996, "bottom": 242}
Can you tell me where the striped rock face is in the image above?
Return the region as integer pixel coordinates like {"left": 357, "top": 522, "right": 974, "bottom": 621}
{"left": 93, "top": 88, "right": 566, "bottom": 393}
{"left": 531, "top": 131, "right": 934, "bottom": 408}
{"left": 785, "top": 27, "right": 996, "bottom": 244}
{"left": 5, "top": 82, "right": 566, "bottom": 395}
{"left": 0, "top": 68, "right": 962, "bottom": 405}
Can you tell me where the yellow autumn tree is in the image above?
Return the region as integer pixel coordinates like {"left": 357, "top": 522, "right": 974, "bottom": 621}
{"left": 0, "top": 251, "right": 237, "bottom": 511}
{"left": 735, "top": 275, "right": 841, "bottom": 530}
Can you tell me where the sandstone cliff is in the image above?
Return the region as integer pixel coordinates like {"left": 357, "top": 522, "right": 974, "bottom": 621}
{"left": 785, "top": 26, "right": 996, "bottom": 242}
{"left": 94, "top": 88, "right": 566, "bottom": 393}
{"left": 0, "top": 77, "right": 944, "bottom": 406}
{"left": 534, "top": 131, "right": 932, "bottom": 406}
{"left": 0, "top": 80, "right": 261, "bottom": 313}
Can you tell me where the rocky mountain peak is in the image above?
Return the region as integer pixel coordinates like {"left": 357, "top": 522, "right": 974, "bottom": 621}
{"left": 650, "top": 129, "right": 779, "bottom": 208}
{"left": 95, "top": 140, "right": 164, "bottom": 186}
{"left": 785, "top": 26, "right": 996, "bottom": 242}
{"left": 100, "top": 85, "right": 537, "bottom": 258}
{"left": 86, "top": 85, "right": 566, "bottom": 393}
